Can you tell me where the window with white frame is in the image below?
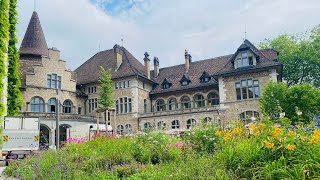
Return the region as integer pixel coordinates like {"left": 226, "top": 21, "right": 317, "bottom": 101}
{"left": 171, "top": 120, "right": 180, "bottom": 129}
{"left": 207, "top": 92, "right": 220, "bottom": 106}
{"left": 47, "top": 98, "right": 56, "bottom": 113}
{"left": 117, "top": 125, "right": 124, "bottom": 135}
{"left": 63, "top": 100, "right": 72, "bottom": 113}
{"left": 88, "top": 98, "right": 98, "bottom": 113}
{"left": 30, "top": 97, "right": 45, "bottom": 112}
{"left": 236, "top": 51, "right": 253, "bottom": 68}
{"left": 240, "top": 111, "right": 259, "bottom": 125}
{"left": 168, "top": 98, "right": 178, "bottom": 110}
{"left": 236, "top": 79, "right": 259, "bottom": 100}
{"left": 47, "top": 74, "right": 61, "bottom": 89}
{"left": 157, "top": 121, "right": 166, "bottom": 130}
{"left": 186, "top": 119, "right": 196, "bottom": 129}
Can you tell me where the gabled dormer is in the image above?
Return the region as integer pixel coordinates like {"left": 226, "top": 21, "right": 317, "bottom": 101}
{"left": 180, "top": 74, "right": 191, "bottom": 86}
{"left": 161, "top": 78, "right": 172, "bottom": 89}
{"left": 231, "top": 39, "right": 260, "bottom": 69}
{"left": 199, "top": 71, "right": 211, "bottom": 83}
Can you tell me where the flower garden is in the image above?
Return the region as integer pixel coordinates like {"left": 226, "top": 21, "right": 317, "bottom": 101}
{"left": 4, "top": 119, "right": 320, "bottom": 180}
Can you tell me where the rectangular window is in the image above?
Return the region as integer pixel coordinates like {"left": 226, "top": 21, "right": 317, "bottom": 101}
{"left": 128, "top": 98, "right": 132, "bottom": 112}
{"left": 127, "top": 80, "right": 131, "bottom": 87}
{"left": 142, "top": 82, "right": 145, "bottom": 89}
{"left": 241, "top": 80, "right": 247, "bottom": 99}
{"left": 123, "top": 81, "right": 126, "bottom": 88}
{"left": 119, "top": 82, "right": 122, "bottom": 88}
{"left": 115, "top": 82, "right": 118, "bottom": 89}
{"left": 236, "top": 79, "right": 259, "bottom": 100}
{"left": 116, "top": 100, "right": 119, "bottom": 114}
{"left": 78, "top": 107, "right": 82, "bottom": 114}
{"left": 124, "top": 97, "right": 128, "bottom": 113}
{"left": 88, "top": 99, "right": 92, "bottom": 113}
{"left": 249, "top": 57, "right": 253, "bottom": 65}
{"left": 237, "top": 59, "right": 242, "bottom": 68}
{"left": 120, "top": 98, "right": 123, "bottom": 113}
{"left": 236, "top": 82, "right": 241, "bottom": 100}
{"left": 47, "top": 75, "right": 51, "bottom": 87}
{"left": 144, "top": 99, "right": 147, "bottom": 113}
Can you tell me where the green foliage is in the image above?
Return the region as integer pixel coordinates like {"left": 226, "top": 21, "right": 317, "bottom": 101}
{"left": 7, "top": 0, "right": 22, "bottom": 116}
{"left": 259, "top": 25, "right": 320, "bottom": 88}
{"left": 260, "top": 82, "right": 320, "bottom": 124}
{"left": 98, "top": 66, "right": 114, "bottom": 108}
{"left": 6, "top": 121, "right": 320, "bottom": 179}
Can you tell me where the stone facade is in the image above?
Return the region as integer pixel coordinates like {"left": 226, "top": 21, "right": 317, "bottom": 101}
{"left": 18, "top": 11, "right": 283, "bottom": 147}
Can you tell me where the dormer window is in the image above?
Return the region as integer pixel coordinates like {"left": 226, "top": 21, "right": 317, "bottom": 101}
{"left": 181, "top": 81, "right": 189, "bottom": 86}
{"left": 236, "top": 51, "right": 254, "bottom": 68}
{"left": 180, "top": 74, "right": 191, "bottom": 86}
{"left": 161, "top": 78, "right": 172, "bottom": 89}
{"left": 163, "top": 84, "right": 170, "bottom": 89}
{"left": 199, "top": 71, "right": 211, "bottom": 83}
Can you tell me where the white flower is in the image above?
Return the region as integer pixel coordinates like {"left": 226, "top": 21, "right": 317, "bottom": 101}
{"left": 297, "top": 111, "right": 302, "bottom": 115}
{"left": 280, "top": 112, "right": 286, "bottom": 118}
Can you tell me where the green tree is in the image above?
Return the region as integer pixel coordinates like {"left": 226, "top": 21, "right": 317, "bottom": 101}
{"left": 259, "top": 81, "right": 288, "bottom": 121}
{"left": 259, "top": 25, "right": 320, "bottom": 87}
{"left": 7, "top": 0, "right": 22, "bottom": 116}
{"left": 98, "top": 66, "right": 114, "bottom": 108}
{"left": 259, "top": 82, "right": 320, "bottom": 124}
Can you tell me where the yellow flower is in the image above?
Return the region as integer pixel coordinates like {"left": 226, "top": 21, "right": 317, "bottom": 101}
{"left": 231, "top": 127, "right": 242, "bottom": 135}
{"left": 309, "top": 138, "right": 317, "bottom": 144}
{"left": 314, "top": 129, "right": 320, "bottom": 138}
{"left": 259, "top": 123, "right": 266, "bottom": 129}
{"left": 222, "top": 132, "right": 232, "bottom": 142}
{"left": 285, "top": 144, "right": 295, "bottom": 151}
{"left": 248, "top": 124, "right": 257, "bottom": 130}
{"left": 273, "top": 127, "right": 282, "bottom": 134}
{"left": 272, "top": 133, "right": 279, "bottom": 139}
{"left": 253, "top": 131, "right": 259, "bottom": 136}
{"left": 215, "top": 130, "right": 222, "bottom": 136}
{"left": 277, "top": 144, "right": 283, "bottom": 149}
{"left": 287, "top": 130, "right": 294, "bottom": 137}
{"left": 263, "top": 140, "right": 274, "bottom": 149}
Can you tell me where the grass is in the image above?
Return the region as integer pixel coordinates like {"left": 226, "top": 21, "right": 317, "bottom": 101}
{"left": 4, "top": 120, "right": 320, "bottom": 179}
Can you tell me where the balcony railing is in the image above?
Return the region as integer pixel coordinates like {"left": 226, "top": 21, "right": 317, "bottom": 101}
{"left": 21, "top": 112, "right": 94, "bottom": 122}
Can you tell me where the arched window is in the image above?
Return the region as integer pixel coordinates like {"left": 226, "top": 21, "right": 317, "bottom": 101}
{"left": 180, "top": 96, "right": 191, "bottom": 109}
{"left": 47, "top": 98, "right": 56, "bottom": 113}
{"left": 125, "top": 124, "right": 132, "bottom": 134}
{"left": 171, "top": 120, "right": 180, "bottom": 129}
{"left": 168, "top": 98, "right": 178, "bottom": 110}
{"left": 63, "top": 100, "right": 72, "bottom": 113}
{"left": 207, "top": 92, "right": 220, "bottom": 106}
{"left": 194, "top": 94, "right": 205, "bottom": 108}
{"left": 156, "top": 99, "right": 166, "bottom": 112}
{"left": 144, "top": 122, "right": 152, "bottom": 129}
{"left": 186, "top": 119, "right": 196, "bottom": 129}
{"left": 157, "top": 121, "right": 166, "bottom": 129}
{"left": 203, "top": 117, "right": 212, "bottom": 124}
{"left": 117, "top": 125, "right": 124, "bottom": 135}
{"left": 30, "top": 97, "right": 45, "bottom": 112}
{"left": 240, "top": 111, "right": 259, "bottom": 124}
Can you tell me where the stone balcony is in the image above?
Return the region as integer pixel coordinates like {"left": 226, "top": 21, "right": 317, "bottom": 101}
{"left": 139, "top": 105, "right": 221, "bottom": 119}
{"left": 20, "top": 112, "right": 95, "bottom": 122}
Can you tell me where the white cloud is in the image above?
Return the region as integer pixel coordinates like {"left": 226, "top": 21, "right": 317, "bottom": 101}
{"left": 17, "top": 0, "right": 320, "bottom": 70}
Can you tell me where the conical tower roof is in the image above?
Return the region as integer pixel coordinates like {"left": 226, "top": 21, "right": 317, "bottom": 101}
{"left": 19, "top": 11, "right": 48, "bottom": 57}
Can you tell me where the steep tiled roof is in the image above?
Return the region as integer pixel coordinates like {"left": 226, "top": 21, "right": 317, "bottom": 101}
{"left": 75, "top": 46, "right": 148, "bottom": 85}
{"left": 151, "top": 40, "right": 280, "bottom": 94}
{"left": 19, "top": 11, "right": 48, "bottom": 57}
{"left": 150, "top": 54, "right": 230, "bottom": 94}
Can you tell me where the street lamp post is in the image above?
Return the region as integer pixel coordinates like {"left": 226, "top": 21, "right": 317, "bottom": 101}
{"left": 56, "top": 88, "right": 60, "bottom": 150}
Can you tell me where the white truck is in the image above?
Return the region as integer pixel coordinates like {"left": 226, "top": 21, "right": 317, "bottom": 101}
{"left": 67, "top": 124, "right": 113, "bottom": 140}
{"left": 1, "top": 117, "right": 40, "bottom": 161}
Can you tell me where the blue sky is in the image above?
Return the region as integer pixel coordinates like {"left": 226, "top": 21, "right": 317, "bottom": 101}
{"left": 17, "top": 0, "right": 320, "bottom": 70}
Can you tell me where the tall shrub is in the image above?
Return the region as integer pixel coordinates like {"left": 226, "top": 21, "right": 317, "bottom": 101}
{"left": 7, "top": 0, "right": 22, "bottom": 116}
{"left": 98, "top": 66, "right": 114, "bottom": 108}
{"left": 0, "top": 0, "right": 10, "bottom": 144}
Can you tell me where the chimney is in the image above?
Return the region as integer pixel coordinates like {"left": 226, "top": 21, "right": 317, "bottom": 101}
{"left": 185, "top": 49, "right": 190, "bottom": 73}
{"left": 144, "top": 52, "right": 150, "bottom": 79}
{"left": 153, "top": 57, "right": 159, "bottom": 78}
{"left": 113, "top": 44, "right": 122, "bottom": 71}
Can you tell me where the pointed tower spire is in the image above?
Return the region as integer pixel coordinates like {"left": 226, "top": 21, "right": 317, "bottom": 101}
{"left": 20, "top": 11, "right": 48, "bottom": 57}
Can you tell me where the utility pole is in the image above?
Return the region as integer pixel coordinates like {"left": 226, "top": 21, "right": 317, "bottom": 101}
{"left": 56, "top": 88, "right": 60, "bottom": 150}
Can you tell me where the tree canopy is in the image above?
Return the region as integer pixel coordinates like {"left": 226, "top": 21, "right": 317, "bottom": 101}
{"left": 259, "top": 25, "right": 320, "bottom": 88}
{"left": 98, "top": 66, "right": 114, "bottom": 108}
{"left": 259, "top": 82, "right": 320, "bottom": 124}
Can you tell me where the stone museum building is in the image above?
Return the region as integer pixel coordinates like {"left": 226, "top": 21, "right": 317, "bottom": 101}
{"left": 19, "top": 11, "right": 283, "bottom": 146}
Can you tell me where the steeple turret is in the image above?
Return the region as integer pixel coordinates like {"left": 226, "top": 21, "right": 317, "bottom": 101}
{"left": 20, "top": 11, "right": 48, "bottom": 58}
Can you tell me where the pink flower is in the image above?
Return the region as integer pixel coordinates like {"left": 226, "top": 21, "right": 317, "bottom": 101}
{"left": 166, "top": 144, "right": 171, "bottom": 148}
{"left": 174, "top": 143, "right": 180, "bottom": 147}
